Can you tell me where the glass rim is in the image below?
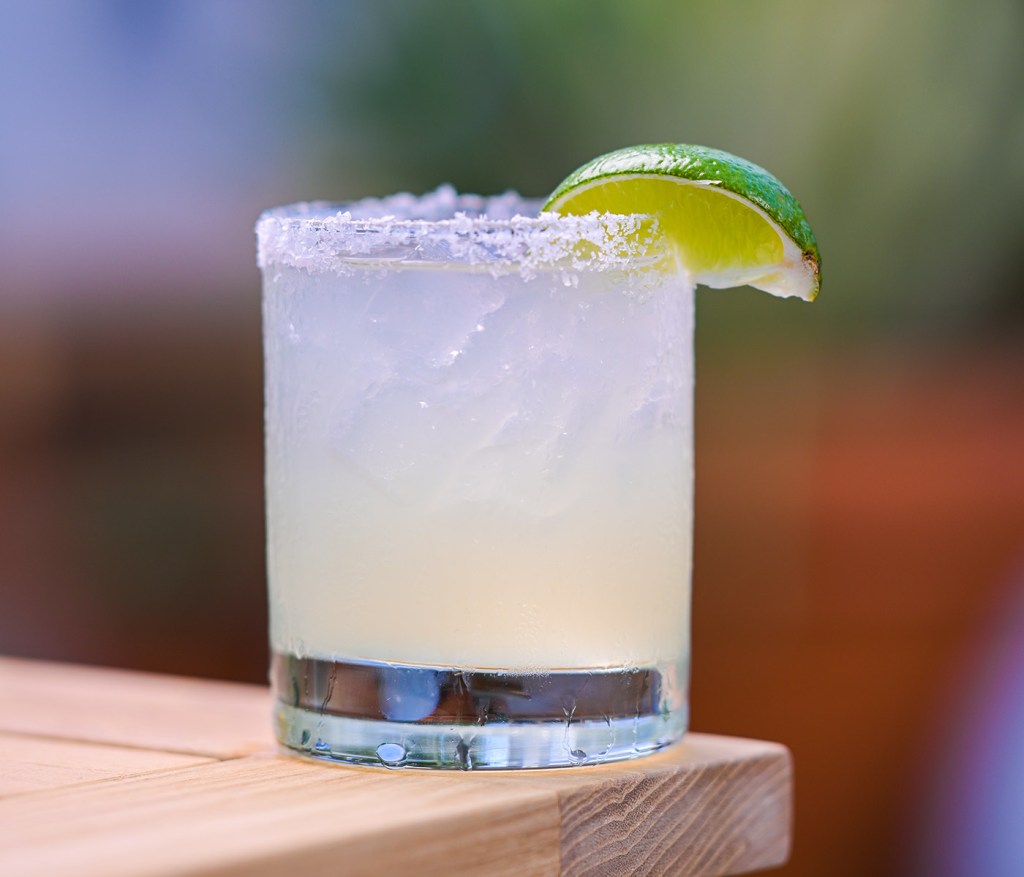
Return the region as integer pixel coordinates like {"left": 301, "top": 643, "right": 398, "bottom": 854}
{"left": 256, "top": 185, "right": 661, "bottom": 275}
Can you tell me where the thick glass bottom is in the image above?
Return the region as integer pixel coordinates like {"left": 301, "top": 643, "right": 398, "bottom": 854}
{"left": 272, "top": 652, "right": 688, "bottom": 770}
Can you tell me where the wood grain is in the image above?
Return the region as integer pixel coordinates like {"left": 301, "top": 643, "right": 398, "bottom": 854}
{"left": 0, "top": 755, "right": 561, "bottom": 877}
{"left": 484, "top": 736, "right": 792, "bottom": 876}
{"left": 0, "top": 658, "right": 792, "bottom": 876}
{"left": 554, "top": 743, "right": 791, "bottom": 876}
{"left": 0, "top": 656, "right": 273, "bottom": 757}
{"left": 0, "top": 733, "right": 212, "bottom": 797}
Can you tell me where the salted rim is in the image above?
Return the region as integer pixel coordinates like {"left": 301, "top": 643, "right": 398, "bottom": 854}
{"left": 256, "top": 185, "right": 663, "bottom": 276}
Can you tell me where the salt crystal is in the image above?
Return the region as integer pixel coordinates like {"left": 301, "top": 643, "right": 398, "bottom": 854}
{"left": 255, "top": 186, "right": 665, "bottom": 281}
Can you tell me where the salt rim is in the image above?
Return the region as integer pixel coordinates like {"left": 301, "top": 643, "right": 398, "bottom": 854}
{"left": 256, "top": 185, "right": 664, "bottom": 277}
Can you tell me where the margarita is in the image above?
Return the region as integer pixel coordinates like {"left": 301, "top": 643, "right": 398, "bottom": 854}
{"left": 256, "top": 144, "right": 818, "bottom": 770}
{"left": 258, "top": 189, "right": 693, "bottom": 768}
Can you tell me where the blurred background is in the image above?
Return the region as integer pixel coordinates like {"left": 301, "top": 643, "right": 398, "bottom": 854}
{"left": 1, "top": 1, "right": 1022, "bottom": 874}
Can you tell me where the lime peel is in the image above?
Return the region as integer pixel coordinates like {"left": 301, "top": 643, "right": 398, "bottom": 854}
{"left": 543, "top": 144, "right": 821, "bottom": 301}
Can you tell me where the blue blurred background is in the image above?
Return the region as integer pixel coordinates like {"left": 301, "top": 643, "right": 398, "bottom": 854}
{"left": 1, "top": 2, "right": 1022, "bottom": 874}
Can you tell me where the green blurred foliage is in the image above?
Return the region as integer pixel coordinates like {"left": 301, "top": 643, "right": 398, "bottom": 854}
{"left": 305, "top": 0, "right": 1024, "bottom": 346}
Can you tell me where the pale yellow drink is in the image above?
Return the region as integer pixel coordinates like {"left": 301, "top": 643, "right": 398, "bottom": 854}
{"left": 258, "top": 190, "right": 693, "bottom": 768}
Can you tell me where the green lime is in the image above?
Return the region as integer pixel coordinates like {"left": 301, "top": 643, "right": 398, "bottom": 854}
{"left": 543, "top": 144, "right": 820, "bottom": 300}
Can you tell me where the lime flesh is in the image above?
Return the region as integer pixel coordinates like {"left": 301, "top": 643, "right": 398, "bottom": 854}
{"left": 544, "top": 144, "right": 820, "bottom": 300}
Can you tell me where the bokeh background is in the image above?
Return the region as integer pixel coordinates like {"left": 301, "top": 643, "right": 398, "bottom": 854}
{"left": 2, "top": 2, "right": 1023, "bottom": 874}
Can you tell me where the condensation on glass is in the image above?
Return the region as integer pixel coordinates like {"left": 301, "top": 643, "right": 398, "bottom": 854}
{"left": 257, "top": 187, "right": 694, "bottom": 769}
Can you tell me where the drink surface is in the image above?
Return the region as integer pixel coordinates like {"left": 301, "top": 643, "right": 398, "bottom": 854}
{"left": 259, "top": 191, "right": 694, "bottom": 672}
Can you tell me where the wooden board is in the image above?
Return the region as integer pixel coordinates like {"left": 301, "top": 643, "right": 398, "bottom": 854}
{"left": 0, "top": 656, "right": 273, "bottom": 757}
{"left": 0, "top": 734, "right": 213, "bottom": 797}
{"left": 0, "top": 657, "right": 791, "bottom": 876}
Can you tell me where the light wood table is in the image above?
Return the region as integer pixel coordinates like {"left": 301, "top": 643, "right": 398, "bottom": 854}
{"left": 0, "top": 656, "right": 791, "bottom": 876}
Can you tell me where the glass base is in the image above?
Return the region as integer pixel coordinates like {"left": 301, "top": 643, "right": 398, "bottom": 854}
{"left": 272, "top": 652, "right": 688, "bottom": 770}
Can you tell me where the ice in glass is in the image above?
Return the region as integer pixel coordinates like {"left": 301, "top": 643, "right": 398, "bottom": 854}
{"left": 257, "top": 187, "right": 694, "bottom": 768}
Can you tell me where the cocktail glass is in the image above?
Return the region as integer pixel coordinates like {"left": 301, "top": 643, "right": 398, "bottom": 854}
{"left": 257, "top": 187, "right": 694, "bottom": 769}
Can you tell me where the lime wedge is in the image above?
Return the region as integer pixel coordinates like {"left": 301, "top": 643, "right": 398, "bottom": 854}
{"left": 543, "top": 144, "right": 820, "bottom": 300}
